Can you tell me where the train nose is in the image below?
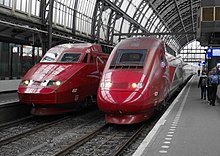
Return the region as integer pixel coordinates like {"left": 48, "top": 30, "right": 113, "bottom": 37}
{"left": 98, "top": 90, "right": 144, "bottom": 113}
{"left": 111, "top": 91, "right": 142, "bottom": 104}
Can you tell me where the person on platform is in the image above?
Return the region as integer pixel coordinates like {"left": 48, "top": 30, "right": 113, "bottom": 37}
{"left": 198, "top": 71, "right": 208, "bottom": 100}
{"left": 198, "top": 69, "right": 201, "bottom": 76}
{"left": 208, "top": 70, "right": 219, "bottom": 106}
{"left": 213, "top": 64, "right": 220, "bottom": 75}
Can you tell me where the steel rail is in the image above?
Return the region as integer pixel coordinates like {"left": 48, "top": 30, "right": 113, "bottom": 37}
{"left": 0, "top": 116, "right": 71, "bottom": 147}
{"left": 0, "top": 115, "right": 34, "bottom": 129}
{"left": 53, "top": 123, "right": 109, "bottom": 156}
{"left": 112, "top": 123, "right": 148, "bottom": 156}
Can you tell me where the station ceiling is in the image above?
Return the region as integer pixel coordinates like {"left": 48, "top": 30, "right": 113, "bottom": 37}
{"left": 0, "top": 0, "right": 200, "bottom": 53}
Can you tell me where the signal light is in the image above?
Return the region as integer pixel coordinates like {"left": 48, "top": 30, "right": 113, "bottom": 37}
{"left": 53, "top": 80, "right": 62, "bottom": 86}
{"left": 130, "top": 82, "right": 143, "bottom": 89}
{"left": 131, "top": 83, "right": 137, "bottom": 88}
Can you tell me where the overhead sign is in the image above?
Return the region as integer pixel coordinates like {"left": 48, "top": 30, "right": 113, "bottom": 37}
{"left": 207, "top": 48, "right": 220, "bottom": 58}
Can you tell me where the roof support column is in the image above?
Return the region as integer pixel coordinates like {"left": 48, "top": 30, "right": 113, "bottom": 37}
{"left": 106, "top": 0, "right": 123, "bottom": 43}
{"left": 91, "top": 0, "right": 105, "bottom": 42}
{"left": 39, "top": 0, "right": 47, "bottom": 54}
{"left": 48, "top": 0, "right": 54, "bottom": 49}
{"left": 72, "top": 0, "right": 79, "bottom": 34}
{"left": 173, "top": 0, "right": 189, "bottom": 43}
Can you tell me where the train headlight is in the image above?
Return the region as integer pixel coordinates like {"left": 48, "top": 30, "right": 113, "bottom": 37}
{"left": 131, "top": 83, "right": 137, "bottom": 88}
{"left": 47, "top": 80, "right": 62, "bottom": 86}
{"left": 130, "top": 82, "right": 143, "bottom": 89}
{"left": 54, "top": 80, "right": 62, "bottom": 86}
{"left": 20, "top": 80, "right": 30, "bottom": 86}
{"left": 100, "top": 81, "right": 112, "bottom": 89}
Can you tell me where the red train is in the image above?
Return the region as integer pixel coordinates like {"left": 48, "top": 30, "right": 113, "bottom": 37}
{"left": 97, "top": 37, "right": 191, "bottom": 124}
{"left": 18, "top": 43, "right": 108, "bottom": 115}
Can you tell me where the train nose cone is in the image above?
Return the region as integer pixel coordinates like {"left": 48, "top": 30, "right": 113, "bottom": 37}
{"left": 98, "top": 90, "right": 144, "bottom": 114}
{"left": 111, "top": 91, "right": 140, "bottom": 104}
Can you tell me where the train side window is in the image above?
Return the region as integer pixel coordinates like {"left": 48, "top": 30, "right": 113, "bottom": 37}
{"left": 60, "top": 53, "right": 81, "bottom": 62}
{"left": 83, "top": 54, "right": 88, "bottom": 63}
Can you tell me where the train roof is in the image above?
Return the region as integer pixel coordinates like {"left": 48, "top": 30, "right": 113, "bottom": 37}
{"left": 55, "top": 43, "right": 94, "bottom": 48}
{"left": 50, "top": 43, "right": 103, "bottom": 54}
{"left": 116, "top": 36, "right": 164, "bottom": 49}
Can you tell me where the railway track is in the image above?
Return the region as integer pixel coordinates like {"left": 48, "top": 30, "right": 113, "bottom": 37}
{"left": 0, "top": 91, "right": 30, "bottom": 124}
{"left": 52, "top": 121, "right": 152, "bottom": 156}
{"left": 0, "top": 115, "right": 34, "bottom": 129}
{"left": 0, "top": 115, "right": 71, "bottom": 147}
{"left": 0, "top": 110, "right": 105, "bottom": 156}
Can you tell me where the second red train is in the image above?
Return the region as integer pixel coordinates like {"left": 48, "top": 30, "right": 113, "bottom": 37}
{"left": 97, "top": 37, "right": 192, "bottom": 124}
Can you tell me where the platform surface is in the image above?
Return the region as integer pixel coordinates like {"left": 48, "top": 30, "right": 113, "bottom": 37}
{"left": 0, "top": 79, "right": 20, "bottom": 93}
{"left": 133, "top": 75, "right": 220, "bottom": 156}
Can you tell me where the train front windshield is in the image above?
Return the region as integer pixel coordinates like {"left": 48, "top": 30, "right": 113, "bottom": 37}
{"left": 41, "top": 47, "right": 81, "bottom": 63}
{"left": 41, "top": 47, "right": 65, "bottom": 62}
{"left": 111, "top": 49, "right": 147, "bottom": 67}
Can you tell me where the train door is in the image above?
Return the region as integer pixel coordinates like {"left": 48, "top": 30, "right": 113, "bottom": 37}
{"left": 160, "top": 50, "right": 169, "bottom": 102}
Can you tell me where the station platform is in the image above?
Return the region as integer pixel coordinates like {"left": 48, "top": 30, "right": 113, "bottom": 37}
{"left": 0, "top": 79, "right": 20, "bottom": 93}
{"left": 0, "top": 80, "right": 20, "bottom": 105}
{"left": 133, "top": 75, "right": 220, "bottom": 156}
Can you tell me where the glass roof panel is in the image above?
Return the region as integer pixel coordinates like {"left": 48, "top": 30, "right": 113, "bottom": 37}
{"left": 127, "top": 4, "right": 136, "bottom": 17}
{"left": 180, "top": 40, "right": 208, "bottom": 63}
{"left": 121, "top": 0, "right": 130, "bottom": 12}
{"left": 121, "top": 20, "right": 130, "bottom": 33}
{"left": 115, "top": 18, "right": 123, "bottom": 32}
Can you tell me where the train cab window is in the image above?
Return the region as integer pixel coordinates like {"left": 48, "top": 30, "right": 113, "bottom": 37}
{"left": 41, "top": 52, "right": 58, "bottom": 62}
{"left": 41, "top": 46, "right": 66, "bottom": 62}
{"left": 60, "top": 53, "right": 81, "bottom": 62}
{"left": 111, "top": 49, "right": 147, "bottom": 68}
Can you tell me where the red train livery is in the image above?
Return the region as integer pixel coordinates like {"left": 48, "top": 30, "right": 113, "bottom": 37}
{"left": 97, "top": 37, "right": 191, "bottom": 124}
{"left": 18, "top": 43, "right": 108, "bottom": 115}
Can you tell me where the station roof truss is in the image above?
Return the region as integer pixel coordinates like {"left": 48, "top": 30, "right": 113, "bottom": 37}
{"left": 0, "top": 0, "right": 200, "bottom": 54}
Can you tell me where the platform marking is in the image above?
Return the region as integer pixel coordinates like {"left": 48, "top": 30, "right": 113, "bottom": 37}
{"left": 165, "top": 138, "right": 172, "bottom": 140}
{"left": 132, "top": 77, "right": 194, "bottom": 156}
{"left": 161, "top": 145, "right": 169, "bottom": 148}
{"left": 157, "top": 77, "right": 193, "bottom": 155}
{"left": 159, "top": 150, "right": 167, "bottom": 153}
{"left": 163, "top": 141, "right": 171, "bottom": 144}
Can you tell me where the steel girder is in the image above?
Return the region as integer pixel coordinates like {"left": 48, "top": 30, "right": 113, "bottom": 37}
{"left": 128, "top": 0, "right": 148, "bottom": 35}
{"left": 0, "top": 0, "right": 96, "bottom": 54}
{"left": 106, "top": 0, "right": 123, "bottom": 43}
{"left": 147, "top": 0, "right": 180, "bottom": 49}
{"left": 150, "top": 0, "right": 200, "bottom": 48}
{"left": 92, "top": 0, "right": 155, "bottom": 44}
{"left": 91, "top": 0, "right": 105, "bottom": 42}
{"left": 0, "top": 0, "right": 201, "bottom": 53}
